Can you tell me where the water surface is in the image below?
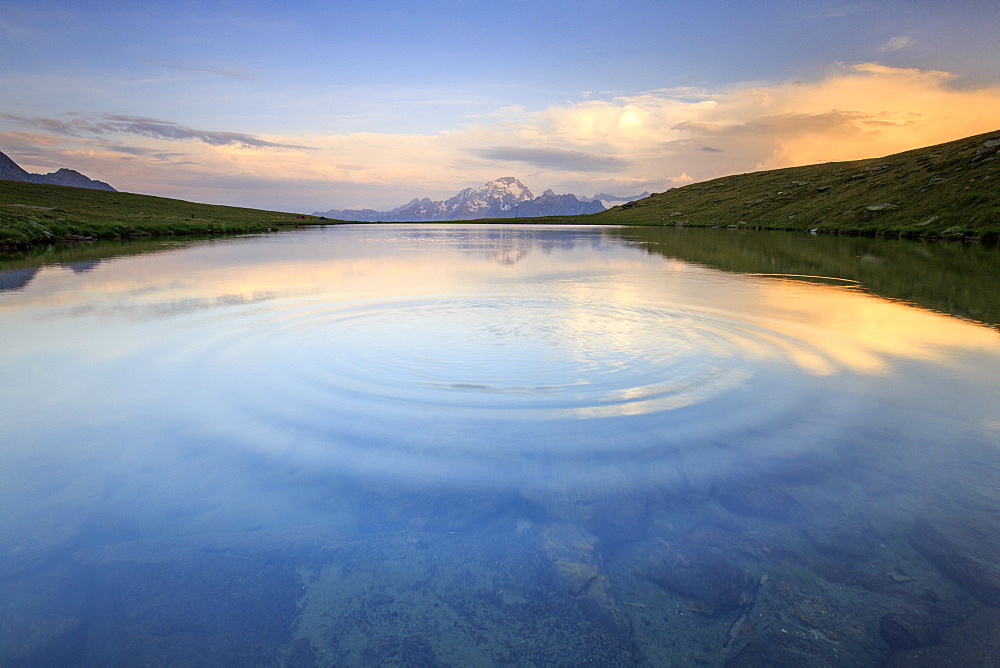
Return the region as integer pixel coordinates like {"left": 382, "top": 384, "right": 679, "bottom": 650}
{"left": 1, "top": 225, "right": 999, "bottom": 665}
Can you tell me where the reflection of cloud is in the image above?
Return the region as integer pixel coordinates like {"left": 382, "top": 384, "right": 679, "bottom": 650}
{"left": 877, "top": 36, "right": 916, "bottom": 52}
{"left": 471, "top": 146, "right": 629, "bottom": 172}
{"left": 758, "top": 282, "right": 999, "bottom": 374}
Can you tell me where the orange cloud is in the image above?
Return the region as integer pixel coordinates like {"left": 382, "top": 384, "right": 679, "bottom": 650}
{"left": 5, "top": 62, "right": 998, "bottom": 210}
{"left": 522, "top": 63, "right": 1000, "bottom": 186}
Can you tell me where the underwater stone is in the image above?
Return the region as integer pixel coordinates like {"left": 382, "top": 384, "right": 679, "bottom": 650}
{"left": 883, "top": 608, "right": 1000, "bottom": 667}
{"left": 725, "top": 634, "right": 835, "bottom": 667}
{"left": 646, "top": 555, "right": 754, "bottom": 616}
{"left": 879, "top": 612, "right": 940, "bottom": 650}
{"left": 802, "top": 515, "right": 879, "bottom": 559}
{"left": 715, "top": 479, "right": 798, "bottom": 520}
{"left": 909, "top": 519, "right": 1000, "bottom": 607}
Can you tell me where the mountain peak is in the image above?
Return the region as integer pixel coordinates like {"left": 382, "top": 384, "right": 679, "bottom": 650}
{"left": 313, "top": 177, "right": 605, "bottom": 221}
{"left": 0, "top": 150, "right": 116, "bottom": 191}
{"left": 479, "top": 177, "right": 535, "bottom": 203}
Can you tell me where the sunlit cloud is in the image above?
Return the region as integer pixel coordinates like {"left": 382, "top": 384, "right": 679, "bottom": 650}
{"left": 471, "top": 146, "right": 629, "bottom": 172}
{"left": 1, "top": 113, "right": 311, "bottom": 149}
{"left": 3, "top": 62, "right": 999, "bottom": 212}
{"left": 877, "top": 36, "right": 916, "bottom": 52}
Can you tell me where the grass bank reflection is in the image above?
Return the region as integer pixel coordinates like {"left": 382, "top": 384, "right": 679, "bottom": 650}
{"left": 611, "top": 225, "right": 1000, "bottom": 328}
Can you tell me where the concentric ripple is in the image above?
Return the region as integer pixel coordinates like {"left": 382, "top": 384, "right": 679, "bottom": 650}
{"left": 159, "top": 290, "right": 850, "bottom": 486}
{"left": 236, "top": 295, "right": 770, "bottom": 416}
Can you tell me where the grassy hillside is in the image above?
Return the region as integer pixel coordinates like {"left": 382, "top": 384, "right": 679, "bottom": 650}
{"left": 3, "top": 129, "right": 998, "bottom": 251}
{"left": 0, "top": 179, "right": 328, "bottom": 251}
{"left": 592, "top": 130, "right": 1000, "bottom": 241}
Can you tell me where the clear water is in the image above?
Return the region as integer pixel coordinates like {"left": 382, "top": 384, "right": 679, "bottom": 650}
{"left": 1, "top": 225, "right": 998, "bottom": 665}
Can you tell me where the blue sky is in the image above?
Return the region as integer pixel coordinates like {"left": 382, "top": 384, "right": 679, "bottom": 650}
{"left": 2, "top": 0, "right": 999, "bottom": 211}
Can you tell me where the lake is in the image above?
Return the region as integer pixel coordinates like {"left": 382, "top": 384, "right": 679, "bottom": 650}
{"left": 1, "top": 224, "right": 999, "bottom": 666}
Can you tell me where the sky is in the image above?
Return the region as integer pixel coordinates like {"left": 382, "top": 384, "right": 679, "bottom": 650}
{"left": 1, "top": 0, "right": 999, "bottom": 213}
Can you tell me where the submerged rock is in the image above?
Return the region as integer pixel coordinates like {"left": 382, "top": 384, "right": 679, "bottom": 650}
{"left": 715, "top": 478, "right": 798, "bottom": 520}
{"left": 725, "top": 634, "right": 835, "bottom": 667}
{"left": 521, "top": 469, "right": 652, "bottom": 544}
{"left": 802, "top": 514, "right": 880, "bottom": 560}
{"left": 0, "top": 612, "right": 83, "bottom": 665}
{"left": 879, "top": 612, "right": 940, "bottom": 650}
{"left": 883, "top": 608, "right": 1000, "bottom": 667}
{"left": 292, "top": 530, "right": 636, "bottom": 666}
{"left": 540, "top": 523, "right": 616, "bottom": 609}
{"left": 646, "top": 554, "right": 754, "bottom": 616}
{"left": 909, "top": 519, "right": 1000, "bottom": 607}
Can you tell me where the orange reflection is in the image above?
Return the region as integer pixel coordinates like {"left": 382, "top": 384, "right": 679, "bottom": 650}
{"left": 3, "top": 230, "right": 998, "bottom": 384}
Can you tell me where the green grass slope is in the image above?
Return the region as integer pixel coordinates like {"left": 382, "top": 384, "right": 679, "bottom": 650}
{"left": 0, "top": 179, "right": 330, "bottom": 250}
{"left": 4, "top": 129, "right": 998, "bottom": 250}
{"left": 592, "top": 130, "right": 1000, "bottom": 241}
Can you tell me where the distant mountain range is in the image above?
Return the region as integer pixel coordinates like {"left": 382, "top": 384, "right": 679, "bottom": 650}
{"left": 581, "top": 191, "right": 652, "bottom": 210}
{"left": 314, "top": 177, "right": 648, "bottom": 221}
{"left": 0, "top": 150, "right": 116, "bottom": 191}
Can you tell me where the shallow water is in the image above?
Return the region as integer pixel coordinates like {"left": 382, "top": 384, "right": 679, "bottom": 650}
{"left": 1, "top": 224, "right": 999, "bottom": 665}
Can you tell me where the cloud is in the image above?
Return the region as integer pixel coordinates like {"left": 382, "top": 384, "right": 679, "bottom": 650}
{"left": 0, "top": 113, "right": 312, "bottom": 149}
{"left": 5, "top": 61, "right": 1000, "bottom": 211}
{"left": 91, "top": 143, "right": 185, "bottom": 160}
{"left": 97, "top": 115, "right": 314, "bottom": 149}
{"left": 471, "top": 146, "right": 629, "bottom": 172}
{"left": 0, "top": 130, "right": 66, "bottom": 147}
{"left": 137, "top": 57, "right": 260, "bottom": 81}
{"left": 877, "top": 36, "right": 916, "bottom": 52}
{"left": 673, "top": 109, "right": 879, "bottom": 139}
{"left": 528, "top": 62, "right": 999, "bottom": 175}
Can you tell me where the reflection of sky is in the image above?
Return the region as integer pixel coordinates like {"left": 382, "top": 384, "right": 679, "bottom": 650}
{"left": 0, "top": 224, "right": 999, "bottom": 517}
{"left": 2, "top": 226, "right": 998, "bottom": 377}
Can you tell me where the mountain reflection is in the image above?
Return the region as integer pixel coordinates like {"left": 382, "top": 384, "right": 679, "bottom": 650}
{"left": 0, "top": 266, "right": 39, "bottom": 292}
{"left": 385, "top": 224, "right": 608, "bottom": 265}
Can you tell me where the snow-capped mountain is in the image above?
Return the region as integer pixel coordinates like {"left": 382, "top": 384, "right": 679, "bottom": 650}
{"left": 580, "top": 191, "right": 651, "bottom": 210}
{"left": 443, "top": 176, "right": 536, "bottom": 218}
{"left": 314, "top": 177, "right": 605, "bottom": 222}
